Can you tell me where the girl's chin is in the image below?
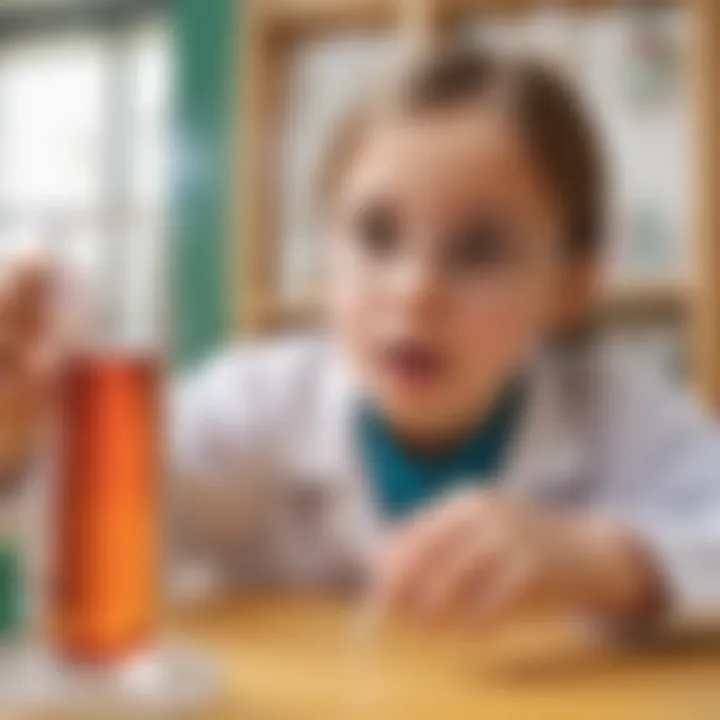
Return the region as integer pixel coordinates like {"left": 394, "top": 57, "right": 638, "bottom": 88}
{"left": 377, "top": 386, "right": 447, "bottom": 427}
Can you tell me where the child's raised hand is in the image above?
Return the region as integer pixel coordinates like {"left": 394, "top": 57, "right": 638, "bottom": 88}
{"left": 376, "top": 491, "right": 663, "bottom": 633}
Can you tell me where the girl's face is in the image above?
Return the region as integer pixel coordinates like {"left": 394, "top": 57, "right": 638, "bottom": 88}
{"left": 326, "top": 105, "right": 580, "bottom": 441}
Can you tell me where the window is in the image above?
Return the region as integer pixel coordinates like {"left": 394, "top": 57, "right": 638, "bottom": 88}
{"left": 0, "top": 3, "right": 170, "bottom": 289}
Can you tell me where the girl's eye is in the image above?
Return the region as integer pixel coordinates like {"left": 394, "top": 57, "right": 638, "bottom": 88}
{"left": 352, "top": 202, "right": 400, "bottom": 257}
{"left": 445, "top": 221, "right": 515, "bottom": 270}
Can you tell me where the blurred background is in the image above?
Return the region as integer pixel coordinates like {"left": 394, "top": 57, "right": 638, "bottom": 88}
{"left": 0, "top": 0, "right": 718, "bottom": 404}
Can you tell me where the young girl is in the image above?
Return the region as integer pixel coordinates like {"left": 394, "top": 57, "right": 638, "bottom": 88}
{"left": 3, "top": 45, "right": 720, "bottom": 633}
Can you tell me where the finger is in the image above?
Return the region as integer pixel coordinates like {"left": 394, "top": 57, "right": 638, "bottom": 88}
{"left": 467, "top": 553, "right": 538, "bottom": 634}
{"left": 0, "top": 351, "right": 45, "bottom": 461}
{"left": 0, "top": 329, "right": 24, "bottom": 380}
{"left": 0, "top": 323, "right": 47, "bottom": 408}
{"left": 0, "top": 257, "right": 55, "bottom": 342}
{"left": 414, "top": 525, "right": 508, "bottom": 627}
{"left": 378, "top": 495, "right": 484, "bottom": 613}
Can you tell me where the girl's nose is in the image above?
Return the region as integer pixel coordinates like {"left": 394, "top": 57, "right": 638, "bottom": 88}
{"left": 387, "top": 253, "right": 442, "bottom": 316}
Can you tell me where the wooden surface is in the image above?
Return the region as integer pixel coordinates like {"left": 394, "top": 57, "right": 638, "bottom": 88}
{"left": 170, "top": 595, "right": 720, "bottom": 719}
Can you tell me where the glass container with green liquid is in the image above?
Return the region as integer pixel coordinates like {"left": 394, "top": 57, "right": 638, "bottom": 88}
{"left": 0, "top": 479, "right": 30, "bottom": 705}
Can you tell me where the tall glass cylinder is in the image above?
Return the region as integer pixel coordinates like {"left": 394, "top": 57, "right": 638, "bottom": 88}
{"left": 51, "top": 229, "right": 166, "bottom": 666}
{"left": 54, "top": 354, "right": 160, "bottom": 663}
{"left": 40, "top": 219, "right": 211, "bottom": 715}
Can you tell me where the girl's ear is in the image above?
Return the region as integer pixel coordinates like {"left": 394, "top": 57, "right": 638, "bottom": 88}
{"left": 551, "top": 257, "right": 602, "bottom": 338}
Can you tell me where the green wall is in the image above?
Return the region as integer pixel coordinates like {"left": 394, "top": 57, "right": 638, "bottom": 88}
{"left": 173, "top": 0, "right": 240, "bottom": 368}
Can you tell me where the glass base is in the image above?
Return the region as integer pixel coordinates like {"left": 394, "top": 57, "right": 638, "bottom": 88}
{"left": 0, "top": 642, "right": 217, "bottom": 717}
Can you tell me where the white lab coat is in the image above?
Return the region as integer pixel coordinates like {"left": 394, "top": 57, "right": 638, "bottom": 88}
{"left": 169, "top": 335, "right": 720, "bottom": 624}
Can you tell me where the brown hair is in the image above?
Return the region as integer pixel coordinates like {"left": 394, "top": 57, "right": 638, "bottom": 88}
{"left": 321, "top": 43, "right": 606, "bottom": 259}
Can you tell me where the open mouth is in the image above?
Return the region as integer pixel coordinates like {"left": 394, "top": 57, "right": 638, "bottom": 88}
{"left": 381, "top": 339, "right": 446, "bottom": 386}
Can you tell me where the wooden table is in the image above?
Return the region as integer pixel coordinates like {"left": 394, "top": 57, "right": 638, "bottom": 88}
{"left": 171, "top": 596, "right": 720, "bottom": 720}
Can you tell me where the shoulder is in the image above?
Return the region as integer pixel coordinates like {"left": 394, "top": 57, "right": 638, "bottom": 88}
{"left": 549, "top": 340, "right": 718, "bottom": 485}
{"left": 176, "top": 334, "right": 354, "bottom": 429}
{"left": 546, "top": 340, "right": 702, "bottom": 428}
{"left": 196, "top": 333, "right": 347, "bottom": 391}
{"left": 587, "top": 342, "right": 705, "bottom": 438}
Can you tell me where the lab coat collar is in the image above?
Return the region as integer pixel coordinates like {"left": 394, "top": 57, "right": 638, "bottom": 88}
{"left": 501, "top": 353, "right": 590, "bottom": 503}
{"left": 323, "top": 344, "right": 590, "bottom": 505}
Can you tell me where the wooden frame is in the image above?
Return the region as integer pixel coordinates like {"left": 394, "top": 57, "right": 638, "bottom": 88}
{"left": 241, "top": 0, "right": 395, "bottom": 333}
{"left": 239, "top": 0, "right": 720, "bottom": 409}
{"left": 690, "top": 0, "right": 720, "bottom": 410}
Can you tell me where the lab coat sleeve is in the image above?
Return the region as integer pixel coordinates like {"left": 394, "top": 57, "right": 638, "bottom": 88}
{"left": 167, "top": 348, "right": 279, "bottom": 601}
{"left": 597, "top": 364, "right": 720, "bottom": 623}
{"left": 631, "top": 425, "right": 720, "bottom": 622}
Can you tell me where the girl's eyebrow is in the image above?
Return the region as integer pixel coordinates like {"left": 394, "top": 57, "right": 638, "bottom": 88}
{"left": 444, "top": 211, "right": 518, "bottom": 236}
{"left": 343, "top": 190, "right": 394, "bottom": 215}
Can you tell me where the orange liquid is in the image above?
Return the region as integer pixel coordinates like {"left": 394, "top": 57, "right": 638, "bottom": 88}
{"left": 53, "top": 354, "right": 160, "bottom": 664}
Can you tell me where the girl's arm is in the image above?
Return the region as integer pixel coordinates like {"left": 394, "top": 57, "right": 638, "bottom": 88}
{"left": 587, "top": 355, "right": 720, "bottom": 625}
{"left": 609, "top": 418, "right": 720, "bottom": 624}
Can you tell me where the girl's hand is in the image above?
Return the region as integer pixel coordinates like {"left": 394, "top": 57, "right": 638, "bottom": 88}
{"left": 376, "top": 491, "right": 663, "bottom": 633}
{"left": 0, "top": 258, "right": 57, "bottom": 482}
